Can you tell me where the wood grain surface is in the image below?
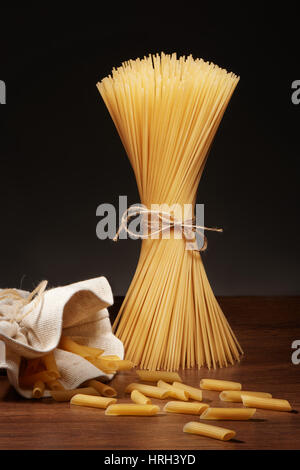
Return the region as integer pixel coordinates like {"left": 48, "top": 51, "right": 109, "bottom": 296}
{"left": 0, "top": 296, "right": 299, "bottom": 450}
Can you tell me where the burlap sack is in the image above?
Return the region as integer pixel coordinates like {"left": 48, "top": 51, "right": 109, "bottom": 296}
{"left": 0, "top": 277, "right": 124, "bottom": 398}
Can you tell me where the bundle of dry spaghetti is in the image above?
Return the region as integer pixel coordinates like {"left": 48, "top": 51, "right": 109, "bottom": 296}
{"left": 97, "top": 52, "right": 243, "bottom": 370}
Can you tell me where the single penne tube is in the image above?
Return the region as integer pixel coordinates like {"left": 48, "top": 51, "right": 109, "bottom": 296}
{"left": 164, "top": 401, "right": 209, "bottom": 415}
{"left": 125, "top": 383, "right": 169, "bottom": 399}
{"left": 131, "top": 390, "right": 152, "bottom": 405}
{"left": 88, "top": 356, "right": 133, "bottom": 372}
{"left": 32, "top": 381, "right": 45, "bottom": 399}
{"left": 200, "top": 407, "right": 256, "bottom": 420}
{"left": 172, "top": 382, "right": 203, "bottom": 401}
{"left": 88, "top": 357, "right": 117, "bottom": 371}
{"left": 183, "top": 421, "right": 236, "bottom": 441}
{"left": 136, "top": 370, "right": 182, "bottom": 383}
{"left": 59, "top": 336, "right": 91, "bottom": 357}
{"left": 59, "top": 336, "right": 104, "bottom": 358}
{"left": 105, "top": 404, "right": 160, "bottom": 416}
{"left": 77, "top": 345, "right": 104, "bottom": 357}
{"left": 19, "top": 370, "right": 58, "bottom": 387}
{"left": 46, "top": 380, "right": 65, "bottom": 391}
{"left": 220, "top": 390, "right": 272, "bottom": 403}
{"left": 241, "top": 394, "right": 292, "bottom": 412}
{"left": 41, "top": 352, "right": 61, "bottom": 378}
{"left": 84, "top": 379, "right": 117, "bottom": 398}
{"left": 25, "top": 358, "right": 42, "bottom": 374}
{"left": 70, "top": 394, "right": 117, "bottom": 409}
{"left": 100, "top": 355, "right": 121, "bottom": 361}
{"left": 200, "top": 379, "right": 242, "bottom": 391}
{"left": 112, "top": 360, "right": 135, "bottom": 371}
{"left": 157, "top": 380, "right": 189, "bottom": 401}
{"left": 51, "top": 387, "right": 100, "bottom": 402}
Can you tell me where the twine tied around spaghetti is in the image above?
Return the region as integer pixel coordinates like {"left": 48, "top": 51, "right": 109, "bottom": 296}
{"left": 113, "top": 205, "right": 223, "bottom": 251}
{"left": 0, "top": 280, "right": 48, "bottom": 324}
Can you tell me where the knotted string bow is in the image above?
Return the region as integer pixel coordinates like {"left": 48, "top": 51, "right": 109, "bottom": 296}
{"left": 113, "top": 205, "right": 223, "bottom": 251}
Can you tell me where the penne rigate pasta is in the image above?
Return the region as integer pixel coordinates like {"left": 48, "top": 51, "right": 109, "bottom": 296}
{"left": 25, "top": 358, "right": 42, "bottom": 375}
{"left": 77, "top": 345, "right": 104, "bottom": 357}
{"left": 220, "top": 390, "right": 272, "bottom": 403}
{"left": 157, "top": 380, "right": 189, "bottom": 401}
{"left": 173, "top": 382, "right": 203, "bottom": 401}
{"left": 70, "top": 394, "right": 117, "bottom": 409}
{"left": 131, "top": 390, "right": 152, "bottom": 405}
{"left": 88, "top": 357, "right": 133, "bottom": 372}
{"left": 59, "top": 336, "right": 92, "bottom": 358}
{"left": 100, "top": 355, "right": 121, "bottom": 361}
{"left": 88, "top": 355, "right": 134, "bottom": 372}
{"left": 46, "top": 380, "right": 65, "bottom": 391}
{"left": 136, "top": 370, "right": 182, "bottom": 383}
{"left": 200, "top": 379, "right": 242, "bottom": 391}
{"left": 59, "top": 336, "right": 104, "bottom": 358}
{"left": 84, "top": 379, "right": 117, "bottom": 397}
{"left": 41, "top": 352, "right": 60, "bottom": 378}
{"left": 32, "top": 381, "right": 45, "bottom": 399}
{"left": 111, "top": 360, "right": 135, "bottom": 371}
{"left": 125, "top": 383, "right": 169, "bottom": 399}
{"left": 241, "top": 394, "right": 292, "bottom": 412}
{"left": 200, "top": 407, "right": 256, "bottom": 420}
{"left": 50, "top": 387, "right": 100, "bottom": 402}
{"left": 19, "top": 370, "right": 58, "bottom": 387}
{"left": 105, "top": 404, "right": 160, "bottom": 416}
{"left": 183, "top": 422, "right": 236, "bottom": 441}
{"left": 164, "top": 401, "right": 209, "bottom": 415}
{"left": 88, "top": 357, "right": 117, "bottom": 371}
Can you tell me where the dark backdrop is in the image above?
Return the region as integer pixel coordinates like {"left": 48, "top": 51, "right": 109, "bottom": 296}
{"left": 0, "top": 4, "right": 299, "bottom": 296}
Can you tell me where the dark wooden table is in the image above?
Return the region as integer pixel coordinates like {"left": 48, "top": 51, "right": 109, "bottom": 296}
{"left": 0, "top": 297, "right": 299, "bottom": 450}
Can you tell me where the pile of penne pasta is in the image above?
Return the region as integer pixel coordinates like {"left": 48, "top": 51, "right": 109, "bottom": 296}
{"left": 117, "top": 372, "right": 292, "bottom": 441}
{"left": 19, "top": 344, "right": 293, "bottom": 443}
{"left": 19, "top": 336, "right": 134, "bottom": 398}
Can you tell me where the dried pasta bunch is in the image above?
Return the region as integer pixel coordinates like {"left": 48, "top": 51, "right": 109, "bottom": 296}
{"left": 97, "top": 52, "right": 243, "bottom": 370}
